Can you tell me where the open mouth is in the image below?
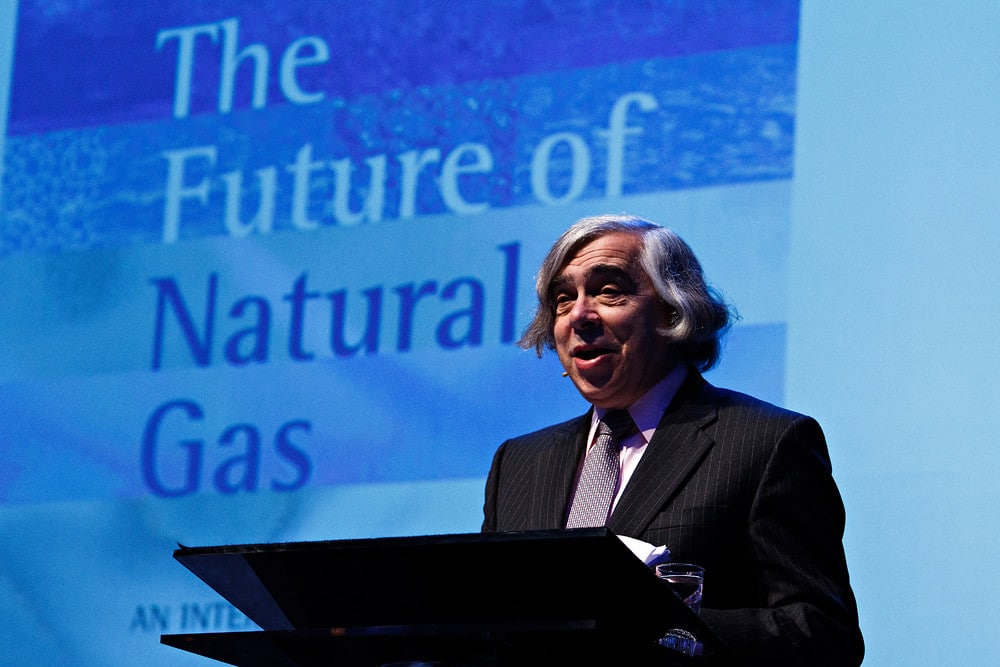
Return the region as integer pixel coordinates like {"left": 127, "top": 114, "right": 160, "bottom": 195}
{"left": 573, "top": 346, "right": 615, "bottom": 361}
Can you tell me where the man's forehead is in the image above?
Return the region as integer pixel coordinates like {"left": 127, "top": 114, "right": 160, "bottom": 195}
{"left": 552, "top": 261, "right": 634, "bottom": 283}
{"left": 555, "top": 232, "right": 643, "bottom": 278}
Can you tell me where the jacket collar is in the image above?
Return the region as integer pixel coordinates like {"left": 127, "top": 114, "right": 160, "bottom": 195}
{"left": 607, "top": 372, "right": 719, "bottom": 536}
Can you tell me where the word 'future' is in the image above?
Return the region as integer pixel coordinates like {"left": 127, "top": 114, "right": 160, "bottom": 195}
{"left": 156, "top": 19, "right": 662, "bottom": 243}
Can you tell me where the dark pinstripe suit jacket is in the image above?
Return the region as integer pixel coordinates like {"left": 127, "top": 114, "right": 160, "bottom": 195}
{"left": 482, "top": 371, "right": 864, "bottom": 666}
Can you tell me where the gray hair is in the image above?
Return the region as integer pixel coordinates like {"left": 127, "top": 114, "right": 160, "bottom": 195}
{"left": 518, "top": 214, "right": 736, "bottom": 371}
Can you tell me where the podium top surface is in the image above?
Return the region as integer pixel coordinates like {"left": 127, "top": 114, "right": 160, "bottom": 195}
{"left": 173, "top": 528, "right": 686, "bottom": 639}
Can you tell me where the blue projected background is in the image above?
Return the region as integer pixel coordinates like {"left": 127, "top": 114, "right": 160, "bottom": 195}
{"left": 1, "top": 1, "right": 998, "bottom": 665}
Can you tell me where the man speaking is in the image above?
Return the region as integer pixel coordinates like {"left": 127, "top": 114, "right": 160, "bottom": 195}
{"left": 482, "top": 214, "right": 863, "bottom": 665}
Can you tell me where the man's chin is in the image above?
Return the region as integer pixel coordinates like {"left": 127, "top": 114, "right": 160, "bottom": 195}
{"left": 567, "top": 376, "right": 617, "bottom": 406}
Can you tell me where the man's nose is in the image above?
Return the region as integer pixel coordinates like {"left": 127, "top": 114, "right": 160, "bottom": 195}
{"left": 569, "top": 296, "right": 600, "bottom": 329}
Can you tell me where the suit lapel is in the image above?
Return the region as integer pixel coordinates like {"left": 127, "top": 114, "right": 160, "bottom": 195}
{"left": 608, "top": 373, "right": 718, "bottom": 537}
{"left": 532, "top": 413, "right": 590, "bottom": 529}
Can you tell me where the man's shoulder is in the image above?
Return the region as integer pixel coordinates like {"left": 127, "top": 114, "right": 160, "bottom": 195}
{"left": 688, "top": 378, "right": 828, "bottom": 462}
{"left": 710, "top": 384, "right": 804, "bottom": 417}
{"left": 693, "top": 376, "right": 815, "bottom": 426}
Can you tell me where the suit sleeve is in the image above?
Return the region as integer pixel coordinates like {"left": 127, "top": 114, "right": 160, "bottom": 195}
{"left": 699, "top": 416, "right": 864, "bottom": 666}
{"left": 481, "top": 440, "right": 507, "bottom": 532}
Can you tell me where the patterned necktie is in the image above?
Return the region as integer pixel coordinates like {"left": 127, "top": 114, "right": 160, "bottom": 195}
{"left": 565, "top": 409, "right": 636, "bottom": 528}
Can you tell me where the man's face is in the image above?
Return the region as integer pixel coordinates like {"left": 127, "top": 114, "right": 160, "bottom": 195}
{"left": 550, "top": 231, "right": 675, "bottom": 409}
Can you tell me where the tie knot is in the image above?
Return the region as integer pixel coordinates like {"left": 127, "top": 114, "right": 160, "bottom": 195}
{"left": 599, "top": 409, "right": 635, "bottom": 440}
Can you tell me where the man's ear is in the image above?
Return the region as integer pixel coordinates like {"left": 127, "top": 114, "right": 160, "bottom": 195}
{"left": 659, "top": 302, "right": 680, "bottom": 331}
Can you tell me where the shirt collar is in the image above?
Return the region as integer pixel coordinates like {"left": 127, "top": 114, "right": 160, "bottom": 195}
{"left": 593, "top": 364, "right": 690, "bottom": 445}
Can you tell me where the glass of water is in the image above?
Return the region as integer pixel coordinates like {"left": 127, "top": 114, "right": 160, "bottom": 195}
{"left": 654, "top": 562, "right": 705, "bottom": 656}
{"left": 654, "top": 562, "right": 704, "bottom": 615}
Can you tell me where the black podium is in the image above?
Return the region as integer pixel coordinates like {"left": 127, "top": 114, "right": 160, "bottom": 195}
{"left": 161, "top": 528, "right": 726, "bottom": 665}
